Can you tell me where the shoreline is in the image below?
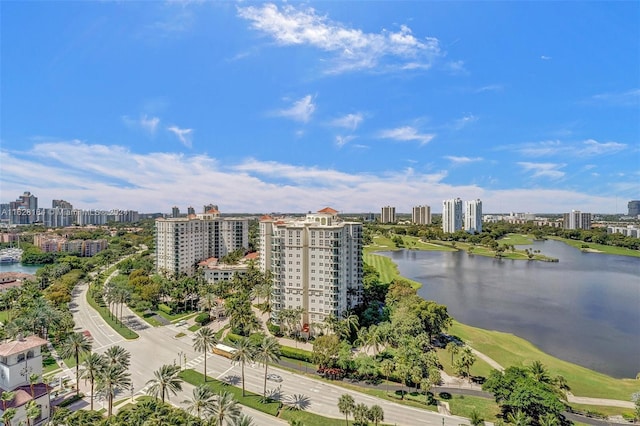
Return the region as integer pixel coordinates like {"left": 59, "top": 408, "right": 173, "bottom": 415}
{"left": 363, "top": 235, "right": 640, "bottom": 400}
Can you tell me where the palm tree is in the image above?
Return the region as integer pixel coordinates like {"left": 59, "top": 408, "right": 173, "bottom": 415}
{"left": 283, "top": 394, "right": 311, "bottom": 411}
{"left": 353, "top": 403, "right": 369, "bottom": 425}
{"left": 368, "top": 404, "right": 384, "bottom": 426}
{"left": 232, "top": 337, "right": 256, "bottom": 397}
{"left": 233, "top": 413, "right": 256, "bottom": 426}
{"left": 96, "top": 364, "right": 131, "bottom": 417}
{"left": 80, "top": 352, "right": 106, "bottom": 411}
{"left": 28, "top": 373, "right": 39, "bottom": 398}
{"left": 59, "top": 332, "right": 92, "bottom": 396}
{"left": 379, "top": 359, "right": 394, "bottom": 394}
{"left": 255, "top": 336, "right": 281, "bottom": 398}
{"left": 337, "top": 393, "right": 355, "bottom": 426}
{"left": 1, "top": 391, "right": 15, "bottom": 411}
{"left": 103, "top": 345, "right": 131, "bottom": 369}
{"left": 529, "top": 360, "right": 551, "bottom": 384}
{"left": 469, "top": 409, "right": 484, "bottom": 426}
{"left": 446, "top": 341, "right": 460, "bottom": 364}
{"left": 192, "top": 327, "right": 217, "bottom": 382}
{"left": 25, "top": 400, "right": 40, "bottom": 426}
{"left": 507, "top": 410, "right": 531, "bottom": 426}
{"left": 182, "top": 384, "right": 216, "bottom": 419}
{"left": 210, "top": 391, "right": 241, "bottom": 426}
{"left": 539, "top": 413, "right": 560, "bottom": 426}
{"left": 146, "top": 364, "right": 183, "bottom": 404}
{"left": 1, "top": 407, "right": 16, "bottom": 426}
{"left": 459, "top": 347, "right": 476, "bottom": 379}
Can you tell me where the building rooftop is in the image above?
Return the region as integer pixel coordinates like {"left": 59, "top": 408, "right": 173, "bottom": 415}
{"left": 0, "top": 335, "right": 48, "bottom": 357}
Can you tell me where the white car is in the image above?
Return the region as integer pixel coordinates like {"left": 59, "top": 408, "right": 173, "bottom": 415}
{"left": 266, "top": 373, "right": 283, "bottom": 382}
{"left": 176, "top": 320, "right": 187, "bottom": 326}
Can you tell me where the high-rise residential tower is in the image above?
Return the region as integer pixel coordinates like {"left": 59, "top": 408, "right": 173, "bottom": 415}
{"left": 412, "top": 205, "right": 432, "bottom": 225}
{"left": 563, "top": 210, "right": 592, "bottom": 230}
{"left": 628, "top": 200, "right": 640, "bottom": 217}
{"left": 259, "top": 208, "right": 363, "bottom": 334}
{"left": 380, "top": 206, "right": 396, "bottom": 224}
{"left": 442, "top": 198, "right": 463, "bottom": 233}
{"left": 465, "top": 199, "right": 483, "bottom": 234}
{"left": 155, "top": 211, "right": 248, "bottom": 276}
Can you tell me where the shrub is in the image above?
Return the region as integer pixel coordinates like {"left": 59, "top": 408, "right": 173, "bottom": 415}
{"left": 281, "top": 346, "right": 313, "bottom": 363}
{"left": 194, "top": 313, "right": 210, "bottom": 325}
{"left": 267, "top": 321, "right": 282, "bottom": 336}
{"left": 158, "top": 303, "right": 172, "bottom": 315}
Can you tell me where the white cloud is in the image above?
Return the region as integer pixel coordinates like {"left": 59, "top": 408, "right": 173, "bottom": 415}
{"left": 140, "top": 115, "right": 160, "bottom": 134}
{"left": 540, "top": 55, "right": 552, "bottom": 60}
{"left": 275, "top": 95, "right": 316, "bottom": 123}
{"left": 580, "top": 139, "right": 626, "bottom": 156}
{"left": 0, "top": 141, "right": 625, "bottom": 213}
{"left": 335, "top": 135, "right": 356, "bottom": 148}
{"left": 444, "top": 156, "right": 483, "bottom": 164}
{"left": 518, "top": 162, "right": 566, "bottom": 179}
{"left": 167, "top": 126, "right": 193, "bottom": 148}
{"left": 475, "top": 84, "right": 503, "bottom": 93}
{"left": 331, "top": 113, "right": 364, "bottom": 131}
{"left": 590, "top": 88, "right": 639, "bottom": 106}
{"left": 122, "top": 115, "right": 161, "bottom": 135}
{"left": 453, "top": 113, "right": 478, "bottom": 130}
{"left": 378, "top": 126, "right": 435, "bottom": 145}
{"left": 513, "top": 139, "right": 626, "bottom": 157}
{"left": 238, "top": 3, "right": 443, "bottom": 73}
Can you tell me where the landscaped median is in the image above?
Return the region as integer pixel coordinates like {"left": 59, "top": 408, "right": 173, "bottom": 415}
{"left": 179, "top": 369, "right": 393, "bottom": 425}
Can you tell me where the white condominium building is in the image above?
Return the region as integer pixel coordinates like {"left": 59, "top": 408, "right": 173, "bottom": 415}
{"left": 412, "top": 205, "right": 432, "bottom": 225}
{"left": 442, "top": 198, "right": 463, "bottom": 233}
{"left": 563, "top": 210, "right": 592, "bottom": 230}
{"left": 155, "top": 211, "right": 249, "bottom": 276}
{"left": 259, "top": 208, "right": 363, "bottom": 332}
{"left": 380, "top": 206, "right": 396, "bottom": 224}
{"left": 465, "top": 199, "right": 483, "bottom": 234}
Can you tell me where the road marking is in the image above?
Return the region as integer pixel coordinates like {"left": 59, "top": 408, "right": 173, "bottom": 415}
{"left": 216, "top": 364, "right": 236, "bottom": 380}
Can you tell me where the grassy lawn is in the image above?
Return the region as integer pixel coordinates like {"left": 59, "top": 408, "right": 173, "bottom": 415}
{"left": 180, "top": 369, "right": 281, "bottom": 416}
{"left": 444, "top": 394, "right": 501, "bottom": 422}
{"left": 548, "top": 236, "right": 640, "bottom": 258}
{"left": 498, "top": 233, "right": 535, "bottom": 246}
{"left": 280, "top": 410, "right": 394, "bottom": 425}
{"left": 363, "top": 252, "right": 421, "bottom": 288}
{"left": 449, "top": 321, "right": 640, "bottom": 400}
{"left": 0, "top": 310, "right": 11, "bottom": 323}
{"left": 86, "top": 289, "right": 139, "bottom": 340}
{"left": 568, "top": 402, "right": 635, "bottom": 419}
{"left": 435, "top": 347, "right": 494, "bottom": 379}
{"left": 132, "top": 308, "right": 163, "bottom": 327}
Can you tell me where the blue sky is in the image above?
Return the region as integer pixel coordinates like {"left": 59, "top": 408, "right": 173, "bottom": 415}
{"left": 1, "top": 1, "right": 638, "bottom": 214}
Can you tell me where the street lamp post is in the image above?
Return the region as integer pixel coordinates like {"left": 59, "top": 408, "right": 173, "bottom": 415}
{"left": 178, "top": 351, "right": 184, "bottom": 370}
{"left": 131, "top": 386, "right": 134, "bottom": 402}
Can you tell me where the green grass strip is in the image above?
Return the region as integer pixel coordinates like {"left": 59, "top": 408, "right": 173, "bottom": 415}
{"left": 86, "top": 289, "right": 139, "bottom": 340}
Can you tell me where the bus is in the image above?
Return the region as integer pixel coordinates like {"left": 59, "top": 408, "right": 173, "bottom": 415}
{"left": 212, "top": 343, "right": 237, "bottom": 359}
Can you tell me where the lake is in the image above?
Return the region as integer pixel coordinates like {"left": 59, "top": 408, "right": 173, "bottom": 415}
{"left": 0, "top": 262, "right": 42, "bottom": 274}
{"left": 381, "top": 239, "right": 640, "bottom": 379}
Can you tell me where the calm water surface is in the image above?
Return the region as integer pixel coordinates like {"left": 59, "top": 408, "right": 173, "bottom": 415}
{"left": 382, "top": 240, "right": 640, "bottom": 378}
{"left": 0, "top": 263, "right": 41, "bottom": 274}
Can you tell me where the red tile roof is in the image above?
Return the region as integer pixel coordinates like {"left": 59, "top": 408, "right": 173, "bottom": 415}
{"left": 318, "top": 207, "right": 338, "bottom": 214}
{"left": 0, "top": 335, "right": 48, "bottom": 357}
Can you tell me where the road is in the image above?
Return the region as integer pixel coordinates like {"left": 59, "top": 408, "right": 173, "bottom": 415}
{"left": 71, "top": 279, "right": 469, "bottom": 425}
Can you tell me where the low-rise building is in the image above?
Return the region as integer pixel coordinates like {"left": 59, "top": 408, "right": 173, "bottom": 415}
{"left": 0, "top": 335, "right": 51, "bottom": 425}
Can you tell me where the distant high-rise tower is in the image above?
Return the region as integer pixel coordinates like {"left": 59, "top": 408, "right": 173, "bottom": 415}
{"left": 171, "top": 206, "right": 180, "bottom": 218}
{"left": 412, "top": 205, "right": 431, "bottom": 225}
{"left": 442, "top": 198, "right": 463, "bottom": 233}
{"left": 204, "top": 204, "right": 219, "bottom": 213}
{"left": 380, "top": 206, "right": 396, "bottom": 224}
{"left": 563, "top": 210, "right": 591, "bottom": 230}
{"left": 465, "top": 199, "right": 483, "bottom": 234}
{"left": 628, "top": 200, "right": 640, "bottom": 217}
{"left": 187, "top": 206, "right": 195, "bottom": 216}
{"left": 8, "top": 191, "right": 38, "bottom": 224}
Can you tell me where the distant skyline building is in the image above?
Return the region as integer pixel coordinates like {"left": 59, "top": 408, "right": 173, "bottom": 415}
{"left": 380, "top": 206, "right": 396, "bottom": 224}
{"left": 628, "top": 200, "right": 640, "bottom": 217}
{"left": 171, "top": 206, "right": 180, "bottom": 218}
{"left": 412, "top": 205, "right": 431, "bottom": 225}
{"left": 204, "top": 204, "right": 219, "bottom": 213}
{"left": 442, "top": 198, "right": 463, "bottom": 233}
{"left": 259, "top": 208, "right": 363, "bottom": 334}
{"left": 4, "top": 191, "right": 39, "bottom": 225}
{"left": 187, "top": 206, "right": 195, "bottom": 216}
{"left": 563, "top": 210, "right": 592, "bottom": 230}
{"left": 465, "top": 199, "right": 483, "bottom": 234}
